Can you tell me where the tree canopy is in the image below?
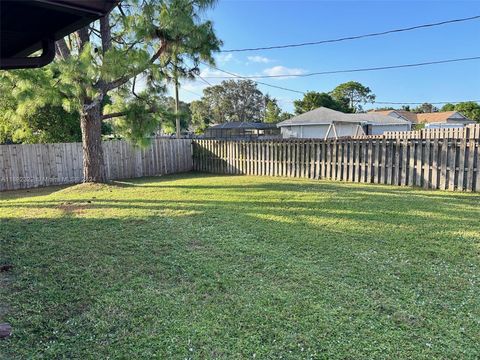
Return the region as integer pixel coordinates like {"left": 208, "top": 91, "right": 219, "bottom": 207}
{"left": 191, "top": 80, "right": 267, "bottom": 126}
{"left": 293, "top": 91, "right": 350, "bottom": 115}
{"left": 157, "top": 96, "right": 192, "bottom": 135}
{"left": 264, "top": 96, "right": 292, "bottom": 123}
{"left": 330, "top": 81, "right": 375, "bottom": 113}
{"left": 412, "top": 103, "right": 438, "bottom": 114}
{"left": 264, "top": 99, "right": 282, "bottom": 123}
{"left": 441, "top": 102, "right": 480, "bottom": 122}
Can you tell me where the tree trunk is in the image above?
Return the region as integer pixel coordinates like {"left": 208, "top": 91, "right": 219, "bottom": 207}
{"left": 80, "top": 103, "right": 106, "bottom": 183}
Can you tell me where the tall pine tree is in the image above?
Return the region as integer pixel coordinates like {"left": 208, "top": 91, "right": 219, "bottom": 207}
{"left": 2, "top": 0, "right": 220, "bottom": 182}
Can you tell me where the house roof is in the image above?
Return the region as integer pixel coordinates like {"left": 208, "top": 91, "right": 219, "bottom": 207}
{"left": 208, "top": 122, "right": 278, "bottom": 130}
{"left": 368, "top": 109, "right": 474, "bottom": 124}
{"left": 370, "top": 110, "right": 394, "bottom": 116}
{"left": 394, "top": 110, "right": 419, "bottom": 122}
{"left": 351, "top": 113, "right": 411, "bottom": 125}
{"left": 416, "top": 111, "right": 471, "bottom": 123}
{"left": 277, "top": 107, "right": 410, "bottom": 127}
{"left": 368, "top": 109, "right": 418, "bottom": 122}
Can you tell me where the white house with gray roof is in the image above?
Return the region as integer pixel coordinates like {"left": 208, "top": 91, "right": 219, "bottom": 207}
{"left": 277, "top": 107, "right": 411, "bottom": 139}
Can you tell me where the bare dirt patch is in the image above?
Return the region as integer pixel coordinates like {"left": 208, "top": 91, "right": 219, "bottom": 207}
{"left": 56, "top": 202, "right": 94, "bottom": 216}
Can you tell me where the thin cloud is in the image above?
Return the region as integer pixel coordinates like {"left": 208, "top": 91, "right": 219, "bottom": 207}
{"left": 263, "top": 65, "right": 306, "bottom": 79}
{"left": 247, "top": 55, "right": 272, "bottom": 64}
{"left": 216, "top": 53, "right": 234, "bottom": 63}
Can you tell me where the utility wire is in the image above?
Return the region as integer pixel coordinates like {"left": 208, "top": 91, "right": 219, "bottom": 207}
{"left": 200, "top": 61, "right": 305, "bottom": 94}
{"left": 197, "top": 75, "right": 213, "bottom": 86}
{"left": 221, "top": 15, "right": 480, "bottom": 52}
{"left": 181, "top": 87, "right": 203, "bottom": 97}
{"left": 374, "top": 100, "right": 480, "bottom": 105}
{"left": 278, "top": 99, "right": 480, "bottom": 105}
{"left": 199, "top": 62, "right": 480, "bottom": 104}
{"left": 203, "top": 56, "right": 480, "bottom": 79}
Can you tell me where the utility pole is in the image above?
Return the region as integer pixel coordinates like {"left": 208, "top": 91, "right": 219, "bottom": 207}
{"left": 174, "top": 76, "right": 181, "bottom": 139}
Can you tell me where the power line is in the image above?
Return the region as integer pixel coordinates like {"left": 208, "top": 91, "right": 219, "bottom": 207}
{"left": 203, "top": 56, "right": 480, "bottom": 79}
{"left": 200, "top": 61, "right": 305, "bottom": 94}
{"left": 197, "top": 75, "right": 213, "bottom": 86}
{"left": 221, "top": 15, "right": 480, "bottom": 52}
{"left": 199, "top": 62, "right": 479, "bottom": 104}
{"left": 277, "top": 99, "right": 480, "bottom": 105}
{"left": 181, "top": 87, "right": 203, "bottom": 97}
{"left": 374, "top": 100, "right": 480, "bottom": 105}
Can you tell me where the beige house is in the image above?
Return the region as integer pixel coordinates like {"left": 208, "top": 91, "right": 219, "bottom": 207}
{"left": 277, "top": 107, "right": 411, "bottom": 139}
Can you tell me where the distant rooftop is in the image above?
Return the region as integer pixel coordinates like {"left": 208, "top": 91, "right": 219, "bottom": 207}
{"left": 277, "top": 107, "right": 410, "bottom": 127}
{"left": 417, "top": 111, "right": 465, "bottom": 123}
{"left": 368, "top": 109, "right": 474, "bottom": 124}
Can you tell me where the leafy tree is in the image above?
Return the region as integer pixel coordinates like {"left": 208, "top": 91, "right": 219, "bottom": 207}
{"left": 453, "top": 102, "right": 480, "bottom": 122}
{"left": 195, "top": 80, "right": 267, "bottom": 123}
{"left": 441, "top": 102, "right": 480, "bottom": 122}
{"left": 264, "top": 97, "right": 292, "bottom": 123}
{"left": 330, "top": 81, "right": 375, "bottom": 113}
{"left": 412, "top": 103, "right": 438, "bottom": 113}
{"left": 278, "top": 112, "right": 293, "bottom": 121}
{"left": 156, "top": 96, "right": 191, "bottom": 134}
{"left": 5, "top": 0, "right": 220, "bottom": 182}
{"left": 0, "top": 76, "right": 115, "bottom": 144}
{"left": 0, "top": 105, "right": 81, "bottom": 144}
{"left": 264, "top": 98, "right": 282, "bottom": 123}
{"left": 190, "top": 99, "right": 211, "bottom": 133}
{"left": 293, "top": 91, "right": 350, "bottom": 115}
{"left": 440, "top": 103, "right": 455, "bottom": 111}
{"left": 373, "top": 107, "right": 394, "bottom": 111}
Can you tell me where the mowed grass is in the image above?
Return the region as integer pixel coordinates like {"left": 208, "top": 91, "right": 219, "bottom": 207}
{"left": 1, "top": 173, "right": 479, "bottom": 359}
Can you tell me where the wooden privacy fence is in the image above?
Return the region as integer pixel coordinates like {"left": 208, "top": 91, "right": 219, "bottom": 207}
{"left": 193, "top": 139, "right": 480, "bottom": 192}
{"left": 0, "top": 138, "right": 192, "bottom": 191}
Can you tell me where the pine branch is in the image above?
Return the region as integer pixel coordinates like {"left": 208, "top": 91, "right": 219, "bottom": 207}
{"left": 102, "top": 107, "right": 157, "bottom": 120}
{"left": 102, "top": 111, "right": 127, "bottom": 120}
{"left": 103, "top": 40, "right": 169, "bottom": 92}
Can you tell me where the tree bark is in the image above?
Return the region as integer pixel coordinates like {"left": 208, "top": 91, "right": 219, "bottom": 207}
{"left": 80, "top": 103, "right": 106, "bottom": 183}
{"left": 55, "top": 38, "right": 70, "bottom": 60}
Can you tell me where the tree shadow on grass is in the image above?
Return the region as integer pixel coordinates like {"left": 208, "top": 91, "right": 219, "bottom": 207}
{"left": 1, "top": 174, "right": 479, "bottom": 358}
{"left": 107, "top": 173, "right": 480, "bottom": 203}
{"left": 1, "top": 181, "right": 478, "bottom": 227}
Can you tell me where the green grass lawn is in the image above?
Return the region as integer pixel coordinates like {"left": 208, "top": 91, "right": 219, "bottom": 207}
{"left": 1, "top": 173, "right": 479, "bottom": 359}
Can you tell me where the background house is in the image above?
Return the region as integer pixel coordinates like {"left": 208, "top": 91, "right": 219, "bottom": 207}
{"left": 277, "top": 107, "right": 411, "bottom": 139}
{"left": 417, "top": 111, "right": 475, "bottom": 128}
{"left": 370, "top": 110, "right": 474, "bottom": 128}
{"left": 204, "top": 122, "right": 281, "bottom": 140}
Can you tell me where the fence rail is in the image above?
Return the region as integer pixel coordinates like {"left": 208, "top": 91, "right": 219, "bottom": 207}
{"left": 354, "top": 124, "right": 480, "bottom": 140}
{"left": 193, "top": 139, "right": 480, "bottom": 192}
{"left": 0, "top": 138, "right": 192, "bottom": 191}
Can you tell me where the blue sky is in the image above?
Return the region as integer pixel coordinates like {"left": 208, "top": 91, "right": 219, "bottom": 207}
{"left": 175, "top": 0, "right": 480, "bottom": 113}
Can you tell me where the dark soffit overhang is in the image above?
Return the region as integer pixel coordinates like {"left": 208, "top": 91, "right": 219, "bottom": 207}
{"left": 0, "top": 0, "right": 119, "bottom": 69}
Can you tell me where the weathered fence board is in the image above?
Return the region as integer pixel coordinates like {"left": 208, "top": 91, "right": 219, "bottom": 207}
{"left": 0, "top": 139, "right": 192, "bottom": 191}
{"left": 192, "top": 139, "right": 480, "bottom": 192}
